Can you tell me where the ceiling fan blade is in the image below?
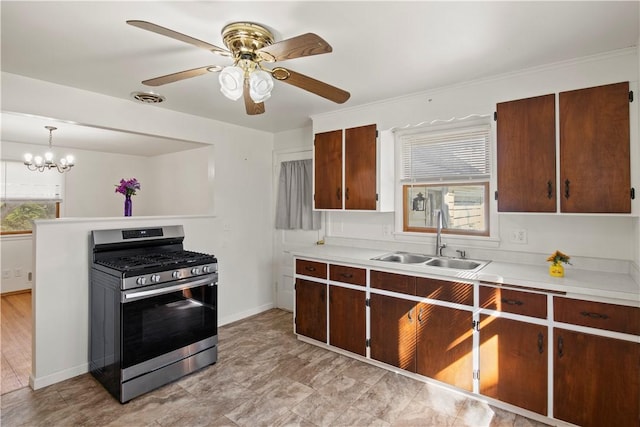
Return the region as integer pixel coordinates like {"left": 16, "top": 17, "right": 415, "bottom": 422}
{"left": 142, "top": 66, "right": 220, "bottom": 86}
{"left": 272, "top": 68, "right": 350, "bottom": 104}
{"left": 243, "top": 79, "right": 265, "bottom": 115}
{"left": 258, "top": 33, "right": 332, "bottom": 62}
{"left": 127, "top": 20, "right": 231, "bottom": 57}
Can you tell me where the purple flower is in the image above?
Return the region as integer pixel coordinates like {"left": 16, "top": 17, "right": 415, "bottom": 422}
{"left": 115, "top": 178, "right": 141, "bottom": 197}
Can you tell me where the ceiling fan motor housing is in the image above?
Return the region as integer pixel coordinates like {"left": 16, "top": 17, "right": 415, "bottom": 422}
{"left": 222, "top": 22, "right": 275, "bottom": 62}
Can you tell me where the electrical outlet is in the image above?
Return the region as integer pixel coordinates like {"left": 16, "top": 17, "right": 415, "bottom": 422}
{"left": 2, "top": 270, "right": 11, "bottom": 279}
{"left": 510, "top": 229, "right": 528, "bottom": 244}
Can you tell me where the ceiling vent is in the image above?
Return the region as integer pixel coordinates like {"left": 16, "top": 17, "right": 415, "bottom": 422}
{"left": 130, "top": 91, "right": 166, "bottom": 104}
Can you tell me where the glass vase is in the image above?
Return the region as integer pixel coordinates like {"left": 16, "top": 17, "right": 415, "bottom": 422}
{"left": 124, "top": 195, "right": 132, "bottom": 217}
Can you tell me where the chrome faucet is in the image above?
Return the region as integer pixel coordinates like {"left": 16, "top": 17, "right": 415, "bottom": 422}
{"left": 435, "top": 209, "right": 446, "bottom": 256}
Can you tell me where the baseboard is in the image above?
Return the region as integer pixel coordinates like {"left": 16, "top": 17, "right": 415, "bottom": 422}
{"left": 1, "top": 289, "right": 32, "bottom": 297}
{"left": 218, "top": 303, "right": 274, "bottom": 327}
{"left": 31, "top": 362, "right": 89, "bottom": 390}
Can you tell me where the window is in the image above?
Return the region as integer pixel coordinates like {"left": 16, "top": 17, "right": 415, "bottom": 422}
{"left": 399, "top": 124, "right": 490, "bottom": 235}
{"left": 1, "top": 160, "right": 62, "bottom": 234}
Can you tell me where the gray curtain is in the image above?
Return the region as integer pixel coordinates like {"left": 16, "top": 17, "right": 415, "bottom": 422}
{"left": 275, "top": 159, "right": 320, "bottom": 230}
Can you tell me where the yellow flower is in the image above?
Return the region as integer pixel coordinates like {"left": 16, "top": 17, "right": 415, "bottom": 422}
{"left": 547, "top": 250, "right": 571, "bottom": 265}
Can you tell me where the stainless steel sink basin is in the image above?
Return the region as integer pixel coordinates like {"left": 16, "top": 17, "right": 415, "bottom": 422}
{"left": 371, "top": 252, "right": 433, "bottom": 264}
{"left": 372, "top": 251, "right": 489, "bottom": 271}
{"left": 425, "top": 257, "right": 484, "bottom": 270}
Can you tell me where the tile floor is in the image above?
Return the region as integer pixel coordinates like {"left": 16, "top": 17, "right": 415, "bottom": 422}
{"left": 0, "top": 309, "right": 550, "bottom": 426}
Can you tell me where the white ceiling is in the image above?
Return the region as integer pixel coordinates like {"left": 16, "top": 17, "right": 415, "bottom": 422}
{"left": 1, "top": 1, "right": 638, "bottom": 155}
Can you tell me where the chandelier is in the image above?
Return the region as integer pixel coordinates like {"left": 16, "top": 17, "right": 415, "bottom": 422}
{"left": 23, "top": 126, "right": 75, "bottom": 173}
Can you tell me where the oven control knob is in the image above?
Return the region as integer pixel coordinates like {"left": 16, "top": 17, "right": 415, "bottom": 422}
{"left": 202, "top": 265, "right": 211, "bottom": 273}
{"left": 150, "top": 274, "right": 161, "bottom": 283}
{"left": 172, "top": 271, "right": 181, "bottom": 279}
{"left": 136, "top": 277, "right": 147, "bottom": 286}
{"left": 191, "top": 267, "right": 201, "bottom": 275}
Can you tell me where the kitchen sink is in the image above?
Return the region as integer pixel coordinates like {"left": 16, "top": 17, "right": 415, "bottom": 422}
{"left": 371, "top": 252, "right": 433, "bottom": 264}
{"left": 371, "top": 251, "right": 489, "bottom": 271}
{"left": 425, "top": 257, "right": 484, "bottom": 270}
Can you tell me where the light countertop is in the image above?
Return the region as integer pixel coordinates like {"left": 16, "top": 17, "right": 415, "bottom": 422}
{"left": 291, "top": 245, "right": 640, "bottom": 306}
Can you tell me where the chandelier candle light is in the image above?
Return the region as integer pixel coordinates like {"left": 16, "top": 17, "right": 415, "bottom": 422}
{"left": 24, "top": 126, "right": 75, "bottom": 173}
{"left": 115, "top": 178, "right": 140, "bottom": 217}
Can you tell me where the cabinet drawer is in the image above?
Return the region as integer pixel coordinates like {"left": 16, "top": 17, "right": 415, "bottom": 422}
{"left": 329, "top": 264, "right": 366, "bottom": 286}
{"left": 480, "top": 286, "right": 547, "bottom": 319}
{"left": 295, "top": 259, "right": 327, "bottom": 279}
{"left": 416, "top": 277, "right": 473, "bottom": 306}
{"left": 554, "top": 297, "right": 640, "bottom": 335}
{"left": 371, "top": 270, "right": 415, "bottom": 295}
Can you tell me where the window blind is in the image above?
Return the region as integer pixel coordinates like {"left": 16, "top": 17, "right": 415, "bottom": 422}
{"left": 1, "top": 160, "right": 63, "bottom": 201}
{"left": 400, "top": 125, "right": 490, "bottom": 182}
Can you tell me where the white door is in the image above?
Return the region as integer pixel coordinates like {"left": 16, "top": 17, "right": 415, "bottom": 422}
{"left": 272, "top": 149, "right": 324, "bottom": 311}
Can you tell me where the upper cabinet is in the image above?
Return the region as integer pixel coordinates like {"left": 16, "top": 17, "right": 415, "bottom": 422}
{"left": 560, "top": 82, "right": 631, "bottom": 213}
{"left": 496, "top": 81, "right": 633, "bottom": 214}
{"left": 496, "top": 94, "right": 556, "bottom": 212}
{"left": 313, "top": 124, "right": 393, "bottom": 211}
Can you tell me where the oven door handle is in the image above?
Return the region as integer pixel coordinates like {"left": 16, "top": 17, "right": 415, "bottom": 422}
{"left": 122, "top": 275, "right": 216, "bottom": 302}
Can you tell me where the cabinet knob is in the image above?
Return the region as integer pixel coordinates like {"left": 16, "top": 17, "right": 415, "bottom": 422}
{"left": 564, "top": 179, "right": 571, "bottom": 199}
{"left": 538, "top": 332, "right": 544, "bottom": 354}
{"left": 547, "top": 181, "right": 553, "bottom": 199}
{"left": 336, "top": 188, "right": 341, "bottom": 201}
{"left": 580, "top": 311, "right": 609, "bottom": 320}
{"left": 557, "top": 336, "right": 564, "bottom": 358}
{"left": 500, "top": 298, "right": 524, "bottom": 306}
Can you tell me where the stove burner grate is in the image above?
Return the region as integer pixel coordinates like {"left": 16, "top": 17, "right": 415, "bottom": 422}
{"left": 96, "top": 250, "right": 216, "bottom": 272}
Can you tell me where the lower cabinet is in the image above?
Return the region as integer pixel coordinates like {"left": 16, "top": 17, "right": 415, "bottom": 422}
{"left": 370, "top": 293, "right": 417, "bottom": 371}
{"left": 294, "top": 279, "right": 326, "bottom": 343}
{"left": 329, "top": 285, "right": 366, "bottom": 356}
{"left": 416, "top": 303, "right": 473, "bottom": 391}
{"left": 554, "top": 330, "right": 640, "bottom": 427}
{"left": 369, "top": 290, "right": 473, "bottom": 391}
{"left": 479, "top": 315, "right": 548, "bottom": 415}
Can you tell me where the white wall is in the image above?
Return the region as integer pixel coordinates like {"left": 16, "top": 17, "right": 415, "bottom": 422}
{"left": 311, "top": 48, "right": 640, "bottom": 273}
{"left": 2, "top": 72, "right": 276, "bottom": 389}
{"left": 1, "top": 141, "right": 215, "bottom": 292}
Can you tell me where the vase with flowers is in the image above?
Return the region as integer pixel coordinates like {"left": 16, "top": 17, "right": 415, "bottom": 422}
{"left": 115, "top": 178, "right": 140, "bottom": 217}
{"left": 546, "top": 250, "right": 571, "bottom": 277}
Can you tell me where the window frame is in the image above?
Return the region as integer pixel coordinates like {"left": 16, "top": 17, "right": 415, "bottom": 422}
{"left": 396, "top": 119, "right": 493, "bottom": 238}
{"left": 1, "top": 200, "right": 61, "bottom": 235}
{"left": 402, "top": 183, "right": 490, "bottom": 236}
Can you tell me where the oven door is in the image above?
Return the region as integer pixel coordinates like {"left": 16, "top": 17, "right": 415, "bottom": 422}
{"left": 121, "top": 274, "right": 217, "bottom": 374}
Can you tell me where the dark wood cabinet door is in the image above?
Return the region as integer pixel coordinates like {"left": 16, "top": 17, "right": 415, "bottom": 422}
{"left": 314, "top": 129, "right": 343, "bottom": 209}
{"left": 496, "top": 94, "right": 556, "bottom": 212}
{"left": 560, "top": 81, "right": 631, "bottom": 213}
{"left": 416, "top": 303, "right": 473, "bottom": 391}
{"left": 329, "top": 286, "right": 366, "bottom": 356}
{"left": 294, "top": 279, "right": 326, "bottom": 343}
{"left": 554, "top": 328, "right": 640, "bottom": 427}
{"left": 345, "top": 124, "right": 377, "bottom": 210}
{"left": 369, "top": 293, "right": 416, "bottom": 372}
{"left": 479, "top": 315, "right": 547, "bottom": 415}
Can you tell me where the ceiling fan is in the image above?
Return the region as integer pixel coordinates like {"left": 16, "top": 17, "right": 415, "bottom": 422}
{"left": 127, "top": 20, "right": 351, "bottom": 115}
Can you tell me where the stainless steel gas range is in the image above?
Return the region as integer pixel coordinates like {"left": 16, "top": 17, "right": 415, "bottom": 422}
{"left": 89, "top": 225, "right": 218, "bottom": 403}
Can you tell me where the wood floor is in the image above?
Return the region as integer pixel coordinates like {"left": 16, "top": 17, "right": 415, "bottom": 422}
{"left": 1, "top": 291, "right": 32, "bottom": 395}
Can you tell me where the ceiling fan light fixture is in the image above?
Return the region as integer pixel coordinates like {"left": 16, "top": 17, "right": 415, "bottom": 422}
{"left": 249, "top": 70, "right": 274, "bottom": 103}
{"left": 219, "top": 66, "right": 244, "bottom": 100}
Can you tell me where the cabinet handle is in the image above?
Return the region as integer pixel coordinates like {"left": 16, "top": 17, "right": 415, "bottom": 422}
{"left": 305, "top": 266, "right": 316, "bottom": 272}
{"left": 336, "top": 187, "right": 341, "bottom": 201}
{"left": 345, "top": 188, "right": 350, "bottom": 200}
{"left": 537, "top": 332, "right": 544, "bottom": 354}
{"left": 580, "top": 311, "right": 609, "bottom": 320}
{"left": 564, "top": 179, "right": 570, "bottom": 199}
{"left": 408, "top": 308, "right": 413, "bottom": 323}
{"left": 547, "top": 181, "right": 553, "bottom": 199}
{"left": 557, "top": 336, "right": 564, "bottom": 358}
{"left": 340, "top": 273, "right": 353, "bottom": 279}
{"left": 501, "top": 298, "right": 524, "bottom": 306}
{"left": 417, "top": 307, "right": 423, "bottom": 323}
